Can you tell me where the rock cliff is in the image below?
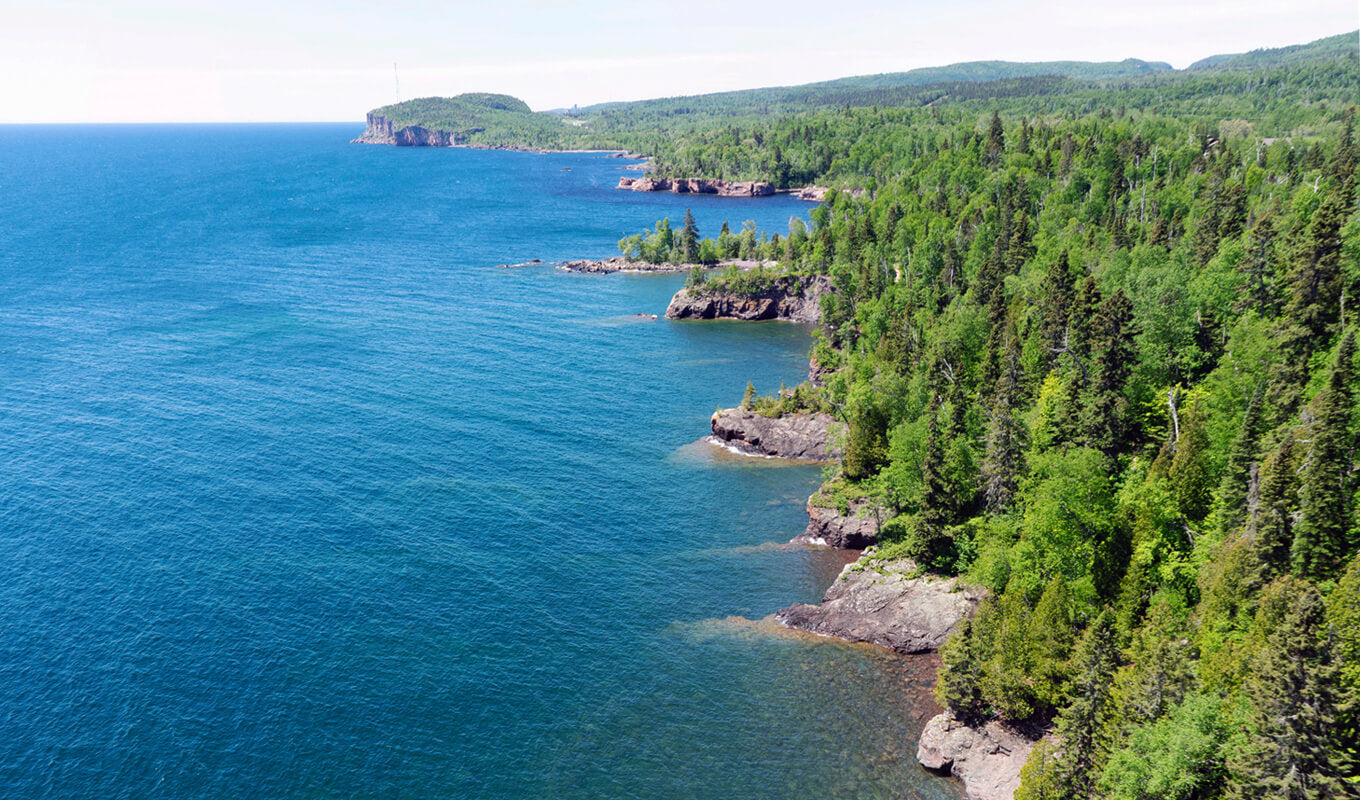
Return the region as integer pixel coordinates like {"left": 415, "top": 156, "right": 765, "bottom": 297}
{"left": 710, "top": 408, "right": 839, "bottom": 461}
{"left": 795, "top": 497, "right": 883, "bottom": 548}
{"left": 665, "top": 275, "right": 831, "bottom": 323}
{"left": 351, "top": 113, "right": 473, "bottom": 146}
{"left": 617, "top": 176, "right": 776, "bottom": 197}
{"left": 775, "top": 558, "right": 981, "bottom": 654}
{"left": 917, "top": 713, "right": 1038, "bottom": 800}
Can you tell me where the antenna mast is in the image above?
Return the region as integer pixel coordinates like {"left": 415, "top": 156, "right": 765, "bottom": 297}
{"left": 394, "top": 62, "right": 401, "bottom": 102}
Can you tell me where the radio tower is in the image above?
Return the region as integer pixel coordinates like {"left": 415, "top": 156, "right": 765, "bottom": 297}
{"left": 394, "top": 62, "right": 401, "bottom": 102}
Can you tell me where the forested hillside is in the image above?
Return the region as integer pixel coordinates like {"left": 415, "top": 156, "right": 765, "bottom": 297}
{"left": 656, "top": 92, "right": 1360, "bottom": 799}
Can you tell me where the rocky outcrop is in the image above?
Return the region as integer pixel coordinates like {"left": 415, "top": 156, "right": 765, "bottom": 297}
{"left": 617, "top": 176, "right": 775, "bottom": 197}
{"left": 775, "top": 558, "right": 982, "bottom": 653}
{"left": 917, "top": 713, "right": 1038, "bottom": 800}
{"left": 351, "top": 114, "right": 473, "bottom": 146}
{"left": 794, "top": 186, "right": 831, "bottom": 202}
{"left": 710, "top": 408, "right": 839, "bottom": 461}
{"left": 808, "top": 355, "right": 836, "bottom": 387}
{"left": 560, "top": 257, "right": 692, "bottom": 274}
{"left": 666, "top": 275, "right": 831, "bottom": 323}
{"left": 795, "top": 497, "right": 883, "bottom": 549}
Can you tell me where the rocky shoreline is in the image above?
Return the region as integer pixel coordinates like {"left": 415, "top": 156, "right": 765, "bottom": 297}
{"left": 775, "top": 557, "right": 981, "bottom": 654}
{"left": 499, "top": 244, "right": 1030, "bottom": 798}
{"left": 555, "top": 257, "right": 775, "bottom": 274}
{"left": 709, "top": 407, "right": 839, "bottom": 461}
{"left": 666, "top": 275, "right": 831, "bottom": 323}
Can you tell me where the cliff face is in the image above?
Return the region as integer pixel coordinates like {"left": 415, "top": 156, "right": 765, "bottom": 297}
{"left": 351, "top": 114, "right": 475, "bottom": 146}
{"left": 795, "top": 497, "right": 883, "bottom": 548}
{"left": 710, "top": 408, "right": 839, "bottom": 461}
{"left": 666, "top": 275, "right": 831, "bottom": 323}
{"left": 617, "top": 176, "right": 776, "bottom": 197}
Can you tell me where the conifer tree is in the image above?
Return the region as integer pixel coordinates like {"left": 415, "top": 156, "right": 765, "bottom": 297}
{"left": 1284, "top": 192, "right": 1346, "bottom": 344}
{"left": 983, "top": 332, "right": 1026, "bottom": 512}
{"left": 1169, "top": 406, "right": 1213, "bottom": 523}
{"left": 936, "top": 617, "right": 986, "bottom": 720}
{"left": 1255, "top": 431, "right": 1300, "bottom": 575}
{"left": 1228, "top": 583, "right": 1345, "bottom": 800}
{"left": 679, "top": 208, "right": 699, "bottom": 264}
{"left": 1291, "top": 329, "right": 1356, "bottom": 579}
{"left": 1217, "top": 385, "right": 1263, "bottom": 536}
{"left": 986, "top": 110, "right": 1006, "bottom": 165}
{"left": 1081, "top": 289, "right": 1137, "bottom": 458}
{"left": 1048, "top": 611, "right": 1121, "bottom": 797}
{"left": 1040, "top": 252, "right": 1075, "bottom": 373}
{"left": 1237, "top": 211, "right": 1278, "bottom": 316}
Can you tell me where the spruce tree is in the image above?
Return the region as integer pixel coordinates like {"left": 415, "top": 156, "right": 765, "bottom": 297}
{"left": 983, "top": 332, "right": 1026, "bottom": 512}
{"left": 1040, "top": 252, "right": 1075, "bottom": 373}
{"left": 679, "top": 208, "right": 699, "bottom": 264}
{"left": 1284, "top": 192, "right": 1346, "bottom": 344}
{"left": 1081, "top": 289, "right": 1137, "bottom": 458}
{"left": 1255, "top": 431, "right": 1300, "bottom": 575}
{"left": 1050, "top": 610, "right": 1121, "bottom": 797}
{"left": 1217, "top": 385, "right": 1264, "bottom": 536}
{"left": 1229, "top": 583, "right": 1346, "bottom": 800}
{"left": 1291, "top": 329, "right": 1356, "bottom": 579}
{"left": 936, "top": 618, "right": 986, "bottom": 720}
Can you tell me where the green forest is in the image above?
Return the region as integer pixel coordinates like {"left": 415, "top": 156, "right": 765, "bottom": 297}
{"left": 665, "top": 87, "right": 1359, "bottom": 800}
{"left": 377, "top": 30, "right": 1360, "bottom": 798}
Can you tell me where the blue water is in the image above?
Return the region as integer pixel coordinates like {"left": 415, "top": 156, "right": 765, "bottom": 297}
{"left": 0, "top": 124, "right": 959, "bottom": 800}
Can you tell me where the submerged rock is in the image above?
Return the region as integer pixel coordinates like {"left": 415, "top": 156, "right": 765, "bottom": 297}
{"left": 666, "top": 275, "right": 831, "bottom": 323}
{"left": 917, "top": 713, "right": 1037, "bottom": 800}
{"left": 710, "top": 408, "right": 839, "bottom": 461}
{"left": 775, "top": 558, "right": 981, "bottom": 654}
{"left": 795, "top": 497, "right": 883, "bottom": 548}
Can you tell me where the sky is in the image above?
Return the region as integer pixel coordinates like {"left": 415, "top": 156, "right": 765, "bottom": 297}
{"left": 1, "top": 0, "right": 1355, "bottom": 123}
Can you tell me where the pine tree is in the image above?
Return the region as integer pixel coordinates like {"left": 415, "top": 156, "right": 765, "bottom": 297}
{"left": 1217, "top": 384, "right": 1264, "bottom": 536}
{"left": 679, "top": 208, "right": 700, "bottom": 264}
{"left": 983, "top": 331, "right": 1026, "bottom": 512}
{"left": 1169, "top": 406, "right": 1213, "bottom": 523}
{"left": 1228, "top": 583, "right": 1346, "bottom": 800}
{"left": 986, "top": 110, "right": 1006, "bottom": 165}
{"left": 1040, "top": 252, "right": 1075, "bottom": 373}
{"left": 1291, "top": 329, "right": 1356, "bottom": 579}
{"left": 936, "top": 617, "right": 986, "bottom": 720}
{"left": 1081, "top": 289, "right": 1137, "bottom": 458}
{"left": 1255, "top": 431, "right": 1300, "bottom": 576}
{"left": 1284, "top": 192, "right": 1346, "bottom": 344}
{"left": 912, "top": 397, "right": 956, "bottom": 568}
{"left": 1237, "top": 211, "right": 1278, "bottom": 315}
{"left": 1050, "top": 610, "right": 1121, "bottom": 797}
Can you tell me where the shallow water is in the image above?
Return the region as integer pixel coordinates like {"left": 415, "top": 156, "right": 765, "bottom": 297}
{"left": 0, "top": 123, "right": 960, "bottom": 799}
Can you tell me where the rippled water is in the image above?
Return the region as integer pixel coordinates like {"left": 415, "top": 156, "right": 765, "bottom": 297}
{"left": 0, "top": 124, "right": 960, "bottom": 799}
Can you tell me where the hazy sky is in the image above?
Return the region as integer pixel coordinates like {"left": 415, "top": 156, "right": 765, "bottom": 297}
{"left": 2, "top": 0, "right": 1355, "bottom": 123}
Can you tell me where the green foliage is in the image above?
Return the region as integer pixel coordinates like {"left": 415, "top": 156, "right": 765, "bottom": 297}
{"left": 1098, "top": 692, "right": 1230, "bottom": 800}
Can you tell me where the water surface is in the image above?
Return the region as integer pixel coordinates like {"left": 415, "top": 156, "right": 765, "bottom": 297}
{"left": 0, "top": 124, "right": 959, "bottom": 799}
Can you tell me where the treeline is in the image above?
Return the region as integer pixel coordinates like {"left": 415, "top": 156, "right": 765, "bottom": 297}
{"left": 698, "top": 102, "right": 1360, "bottom": 798}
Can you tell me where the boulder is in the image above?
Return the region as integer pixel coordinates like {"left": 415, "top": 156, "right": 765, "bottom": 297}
{"left": 775, "top": 558, "right": 981, "bottom": 653}
{"left": 710, "top": 408, "right": 839, "bottom": 461}
{"left": 917, "top": 713, "right": 1038, "bottom": 800}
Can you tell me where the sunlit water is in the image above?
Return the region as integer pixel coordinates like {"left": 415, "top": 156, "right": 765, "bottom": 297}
{"left": 0, "top": 124, "right": 960, "bottom": 799}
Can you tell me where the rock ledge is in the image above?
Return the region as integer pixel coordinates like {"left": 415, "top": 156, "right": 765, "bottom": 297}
{"left": 666, "top": 275, "right": 831, "bottom": 323}
{"left": 710, "top": 408, "right": 839, "bottom": 461}
{"left": 775, "top": 558, "right": 981, "bottom": 654}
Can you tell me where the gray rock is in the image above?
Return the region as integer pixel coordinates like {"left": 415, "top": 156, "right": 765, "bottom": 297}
{"left": 795, "top": 497, "right": 883, "bottom": 548}
{"left": 666, "top": 275, "right": 831, "bottom": 323}
{"left": 710, "top": 408, "right": 839, "bottom": 461}
{"left": 775, "top": 558, "right": 981, "bottom": 654}
{"left": 917, "top": 713, "right": 1038, "bottom": 800}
